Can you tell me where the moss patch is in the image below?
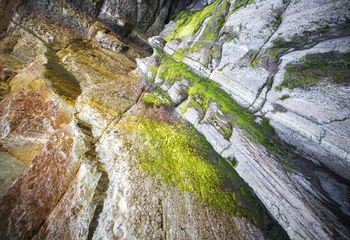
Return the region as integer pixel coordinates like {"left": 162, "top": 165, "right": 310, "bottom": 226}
{"left": 165, "top": 1, "right": 219, "bottom": 42}
{"left": 188, "top": 1, "right": 229, "bottom": 52}
{"left": 158, "top": 56, "right": 280, "bottom": 153}
{"left": 169, "top": 1, "right": 229, "bottom": 65}
{"left": 280, "top": 94, "right": 290, "bottom": 100}
{"left": 155, "top": 56, "right": 298, "bottom": 177}
{"left": 120, "top": 116, "right": 265, "bottom": 224}
{"left": 279, "top": 52, "right": 350, "bottom": 90}
{"left": 142, "top": 92, "right": 171, "bottom": 107}
{"left": 233, "top": 0, "right": 254, "bottom": 9}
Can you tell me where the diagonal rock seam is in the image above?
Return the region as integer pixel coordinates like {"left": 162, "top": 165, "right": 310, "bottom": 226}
{"left": 77, "top": 118, "right": 110, "bottom": 240}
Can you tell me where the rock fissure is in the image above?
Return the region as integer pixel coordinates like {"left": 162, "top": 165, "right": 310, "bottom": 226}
{"left": 32, "top": 159, "right": 84, "bottom": 238}
{"left": 249, "top": 0, "right": 292, "bottom": 68}
{"left": 323, "top": 115, "right": 350, "bottom": 125}
{"left": 78, "top": 118, "right": 110, "bottom": 240}
{"left": 247, "top": 0, "right": 293, "bottom": 112}
{"left": 95, "top": 88, "right": 145, "bottom": 144}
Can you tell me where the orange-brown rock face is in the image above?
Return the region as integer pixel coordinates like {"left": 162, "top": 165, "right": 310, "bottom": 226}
{"left": 0, "top": 128, "right": 81, "bottom": 239}
{"left": 0, "top": 90, "right": 71, "bottom": 164}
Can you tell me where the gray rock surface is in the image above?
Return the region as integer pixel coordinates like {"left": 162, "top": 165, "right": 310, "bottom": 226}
{"left": 160, "top": 0, "right": 350, "bottom": 180}
{"left": 1, "top": 0, "right": 349, "bottom": 239}
{"left": 261, "top": 37, "right": 350, "bottom": 180}
{"left": 0, "top": 15, "right": 276, "bottom": 240}
{"left": 138, "top": 0, "right": 350, "bottom": 238}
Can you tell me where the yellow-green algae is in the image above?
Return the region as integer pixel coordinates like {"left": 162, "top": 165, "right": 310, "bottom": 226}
{"left": 153, "top": 55, "right": 297, "bottom": 175}
{"left": 140, "top": 56, "right": 290, "bottom": 239}
{"left": 187, "top": 1, "right": 229, "bottom": 52}
{"left": 233, "top": 0, "right": 254, "bottom": 9}
{"left": 165, "top": 1, "right": 219, "bottom": 42}
{"left": 158, "top": 57, "right": 279, "bottom": 150}
{"left": 142, "top": 92, "right": 172, "bottom": 107}
{"left": 170, "top": 0, "right": 229, "bottom": 63}
{"left": 119, "top": 116, "right": 265, "bottom": 225}
{"left": 166, "top": 0, "right": 254, "bottom": 43}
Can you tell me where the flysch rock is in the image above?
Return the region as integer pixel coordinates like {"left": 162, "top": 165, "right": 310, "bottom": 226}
{"left": 1, "top": 0, "right": 349, "bottom": 240}
{"left": 261, "top": 36, "right": 350, "bottom": 180}
{"left": 138, "top": 0, "right": 350, "bottom": 235}
{"left": 167, "top": 79, "right": 190, "bottom": 105}
{"left": 0, "top": 15, "right": 271, "bottom": 240}
{"left": 140, "top": 43, "right": 349, "bottom": 239}
{"left": 262, "top": 0, "right": 350, "bottom": 50}
{"left": 93, "top": 101, "right": 267, "bottom": 240}
{"left": 175, "top": 101, "right": 349, "bottom": 239}
{"left": 33, "top": 160, "right": 101, "bottom": 239}
{"left": 158, "top": 0, "right": 350, "bottom": 209}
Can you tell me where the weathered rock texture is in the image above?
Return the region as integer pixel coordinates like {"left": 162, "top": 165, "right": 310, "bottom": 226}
{"left": 0, "top": 10, "right": 286, "bottom": 240}
{"left": 0, "top": 0, "right": 349, "bottom": 240}
{"left": 17, "top": 0, "right": 190, "bottom": 39}
{"left": 137, "top": 0, "right": 350, "bottom": 239}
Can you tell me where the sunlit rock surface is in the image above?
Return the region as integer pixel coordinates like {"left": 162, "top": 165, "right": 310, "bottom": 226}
{"left": 138, "top": 0, "right": 350, "bottom": 239}
{"left": 0, "top": 0, "right": 349, "bottom": 240}
{"left": 0, "top": 13, "right": 285, "bottom": 240}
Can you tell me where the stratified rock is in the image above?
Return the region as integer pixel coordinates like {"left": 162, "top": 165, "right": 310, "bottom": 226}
{"left": 1, "top": 1, "right": 349, "bottom": 240}
{"left": 138, "top": 0, "right": 350, "bottom": 235}
{"left": 92, "top": 102, "right": 268, "bottom": 240}
{"left": 148, "top": 36, "right": 166, "bottom": 52}
{"left": 0, "top": 125, "right": 85, "bottom": 239}
{"left": 262, "top": 37, "right": 350, "bottom": 181}
{"left": 0, "top": 15, "right": 282, "bottom": 240}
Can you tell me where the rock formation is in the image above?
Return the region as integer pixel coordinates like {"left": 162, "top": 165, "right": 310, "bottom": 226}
{"left": 0, "top": 0, "right": 349, "bottom": 239}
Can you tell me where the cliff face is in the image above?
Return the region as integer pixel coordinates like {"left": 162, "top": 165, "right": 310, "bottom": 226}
{"left": 138, "top": 0, "right": 350, "bottom": 239}
{"left": 0, "top": 0, "right": 349, "bottom": 240}
{"left": 19, "top": 0, "right": 189, "bottom": 37}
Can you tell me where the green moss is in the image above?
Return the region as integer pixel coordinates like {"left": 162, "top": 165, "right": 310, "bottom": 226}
{"left": 158, "top": 56, "right": 284, "bottom": 160}
{"left": 180, "top": 98, "right": 203, "bottom": 114}
{"left": 138, "top": 55, "right": 290, "bottom": 239}
{"left": 209, "top": 115, "right": 232, "bottom": 139}
{"left": 266, "top": 46, "right": 282, "bottom": 58}
{"left": 251, "top": 55, "right": 262, "bottom": 68}
{"left": 145, "top": 65, "right": 159, "bottom": 82}
{"left": 233, "top": 0, "right": 254, "bottom": 9}
{"left": 274, "top": 85, "right": 283, "bottom": 91}
{"left": 173, "top": 48, "right": 186, "bottom": 61}
{"left": 120, "top": 116, "right": 266, "bottom": 225}
{"left": 280, "top": 52, "right": 350, "bottom": 90}
{"left": 267, "top": 37, "right": 304, "bottom": 58}
{"left": 157, "top": 58, "right": 184, "bottom": 85}
{"left": 149, "top": 65, "right": 158, "bottom": 76}
{"left": 167, "top": 1, "right": 229, "bottom": 64}
{"left": 187, "top": 1, "right": 229, "bottom": 52}
{"left": 221, "top": 125, "right": 232, "bottom": 139}
{"left": 142, "top": 92, "right": 171, "bottom": 107}
{"left": 280, "top": 94, "right": 290, "bottom": 100}
{"left": 269, "top": 36, "right": 309, "bottom": 56}
{"left": 240, "top": 185, "right": 250, "bottom": 197}
{"left": 271, "top": 14, "right": 282, "bottom": 29}
{"left": 165, "top": 1, "right": 219, "bottom": 42}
